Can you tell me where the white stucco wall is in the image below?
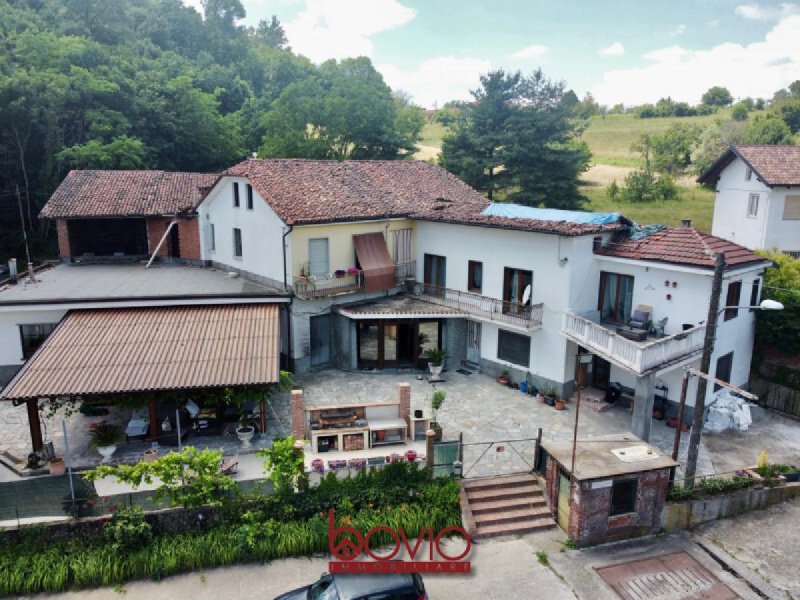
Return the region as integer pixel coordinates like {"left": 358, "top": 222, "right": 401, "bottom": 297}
{"left": 0, "top": 308, "right": 67, "bottom": 368}
{"left": 710, "top": 156, "right": 797, "bottom": 251}
{"left": 197, "top": 177, "right": 288, "bottom": 284}
{"left": 415, "top": 221, "right": 583, "bottom": 384}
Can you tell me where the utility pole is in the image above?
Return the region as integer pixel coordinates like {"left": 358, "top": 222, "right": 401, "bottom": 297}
{"left": 15, "top": 184, "right": 35, "bottom": 282}
{"left": 684, "top": 252, "right": 725, "bottom": 489}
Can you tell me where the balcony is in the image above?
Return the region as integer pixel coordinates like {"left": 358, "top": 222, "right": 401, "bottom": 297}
{"left": 293, "top": 261, "right": 415, "bottom": 300}
{"left": 561, "top": 312, "right": 705, "bottom": 375}
{"left": 409, "top": 282, "right": 544, "bottom": 330}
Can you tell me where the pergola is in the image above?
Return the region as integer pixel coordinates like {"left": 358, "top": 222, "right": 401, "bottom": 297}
{"left": 0, "top": 303, "right": 282, "bottom": 451}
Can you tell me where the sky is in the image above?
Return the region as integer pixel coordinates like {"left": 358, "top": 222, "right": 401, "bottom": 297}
{"left": 183, "top": 0, "right": 800, "bottom": 108}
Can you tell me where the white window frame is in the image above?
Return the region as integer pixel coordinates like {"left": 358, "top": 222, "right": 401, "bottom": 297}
{"left": 747, "top": 193, "right": 759, "bottom": 218}
{"left": 308, "top": 238, "right": 329, "bottom": 276}
{"left": 745, "top": 167, "right": 752, "bottom": 181}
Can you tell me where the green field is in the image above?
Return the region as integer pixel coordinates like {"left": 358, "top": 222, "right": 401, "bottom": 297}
{"left": 419, "top": 121, "right": 449, "bottom": 148}
{"left": 582, "top": 109, "right": 733, "bottom": 167}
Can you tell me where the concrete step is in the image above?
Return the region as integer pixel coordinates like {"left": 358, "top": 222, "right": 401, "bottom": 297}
{"left": 461, "top": 360, "right": 481, "bottom": 372}
{"left": 465, "top": 483, "right": 541, "bottom": 502}
{"left": 469, "top": 495, "right": 546, "bottom": 514}
{"left": 473, "top": 505, "right": 552, "bottom": 526}
{"left": 462, "top": 473, "right": 537, "bottom": 491}
{"left": 474, "top": 517, "right": 556, "bottom": 539}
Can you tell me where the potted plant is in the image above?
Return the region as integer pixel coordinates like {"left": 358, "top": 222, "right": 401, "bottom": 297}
{"left": 311, "top": 458, "right": 325, "bottom": 473}
{"left": 422, "top": 347, "right": 448, "bottom": 377}
{"left": 496, "top": 370, "right": 511, "bottom": 386}
{"left": 430, "top": 388, "right": 446, "bottom": 441}
{"left": 49, "top": 457, "right": 66, "bottom": 476}
{"left": 236, "top": 417, "right": 256, "bottom": 447}
{"left": 775, "top": 464, "right": 800, "bottom": 482}
{"left": 554, "top": 398, "right": 565, "bottom": 410}
{"left": 543, "top": 386, "right": 557, "bottom": 407}
{"left": 142, "top": 447, "right": 159, "bottom": 463}
{"left": 405, "top": 449, "right": 418, "bottom": 462}
{"left": 298, "top": 261, "right": 310, "bottom": 279}
{"left": 90, "top": 423, "right": 124, "bottom": 462}
{"left": 334, "top": 269, "right": 346, "bottom": 278}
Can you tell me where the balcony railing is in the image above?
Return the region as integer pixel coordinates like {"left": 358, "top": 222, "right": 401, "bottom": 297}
{"left": 410, "top": 282, "right": 544, "bottom": 330}
{"left": 293, "top": 261, "right": 415, "bottom": 300}
{"left": 562, "top": 312, "right": 706, "bottom": 374}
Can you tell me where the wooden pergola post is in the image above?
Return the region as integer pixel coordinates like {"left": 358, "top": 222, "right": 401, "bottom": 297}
{"left": 26, "top": 398, "right": 44, "bottom": 453}
{"left": 148, "top": 395, "right": 158, "bottom": 441}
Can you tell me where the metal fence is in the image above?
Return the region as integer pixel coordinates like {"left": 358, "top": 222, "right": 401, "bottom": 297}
{"left": 433, "top": 430, "right": 542, "bottom": 479}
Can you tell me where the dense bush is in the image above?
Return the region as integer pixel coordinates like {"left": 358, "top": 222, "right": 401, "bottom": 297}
{"left": 103, "top": 507, "right": 152, "bottom": 553}
{"left": 0, "top": 464, "right": 461, "bottom": 596}
{"left": 667, "top": 476, "right": 754, "bottom": 501}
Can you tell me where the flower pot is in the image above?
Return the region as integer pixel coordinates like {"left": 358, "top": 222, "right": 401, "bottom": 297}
{"left": 544, "top": 395, "right": 556, "bottom": 407}
{"left": 405, "top": 449, "right": 418, "bottom": 462}
{"left": 554, "top": 400, "right": 565, "bottom": 410}
{"left": 143, "top": 448, "right": 159, "bottom": 463}
{"left": 236, "top": 425, "right": 255, "bottom": 448}
{"left": 49, "top": 457, "right": 66, "bottom": 476}
{"left": 375, "top": 429, "right": 386, "bottom": 442}
{"left": 97, "top": 445, "right": 116, "bottom": 463}
{"left": 783, "top": 469, "right": 800, "bottom": 483}
{"left": 429, "top": 363, "right": 443, "bottom": 378}
{"left": 496, "top": 375, "right": 510, "bottom": 386}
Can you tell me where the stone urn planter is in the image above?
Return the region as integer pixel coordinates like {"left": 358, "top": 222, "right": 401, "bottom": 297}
{"left": 428, "top": 363, "right": 443, "bottom": 378}
{"left": 236, "top": 425, "right": 255, "bottom": 448}
{"left": 49, "top": 457, "right": 66, "bottom": 476}
{"left": 97, "top": 445, "right": 117, "bottom": 463}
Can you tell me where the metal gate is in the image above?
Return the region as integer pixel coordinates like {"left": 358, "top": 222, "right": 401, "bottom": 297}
{"left": 433, "top": 430, "right": 542, "bottom": 479}
{"left": 310, "top": 314, "right": 331, "bottom": 367}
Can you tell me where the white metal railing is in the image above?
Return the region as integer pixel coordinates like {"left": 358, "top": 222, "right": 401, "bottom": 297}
{"left": 410, "top": 282, "right": 544, "bottom": 330}
{"left": 293, "top": 260, "right": 416, "bottom": 300}
{"left": 561, "top": 312, "right": 705, "bottom": 373}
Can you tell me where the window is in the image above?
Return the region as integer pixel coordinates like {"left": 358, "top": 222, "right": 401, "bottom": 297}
{"left": 19, "top": 323, "right": 58, "bottom": 359}
{"left": 784, "top": 195, "right": 800, "bottom": 220}
{"left": 423, "top": 254, "right": 446, "bottom": 289}
{"left": 724, "top": 280, "right": 742, "bottom": 321}
{"left": 745, "top": 166, "right": 753, "bottom": 181}
{"left": 610, "top": 479, "right": 638, "bottom": 516}
{"left": 749, "top": 279, "right": 760, "bottom": 311}
{"left": 308, "top": 238, "right": 329, "bottom": 276}
{"left": 715, "top": 352, "right": 734, "bottom": 392}
{"left": 497, "top": 329, "right": 530, "bottom": 367}
{"left": 747, "top": 193, "right": 759, "bottom": 217}
{"left": 468, "top": 261, "right": 483, "bottom": 293}
{"left": 598, "top": 272, "right": 634, "bottom": 323}
{"left": 233, "top": 182, "right": 240, "bottom": 208}
{"left": 392, "top": 228, "right": 413, "bottom": 264}
{"left": 503, "top": 267, "right": 532, "bottom": 313}
{"left": 233, "top": 228, "right": 242, "bottom": 258}
{"left": 246, "top": 184, "right": 254, "bottom": 210}
{"left": 593, "top": 236, "right": 603, "bottom": 251}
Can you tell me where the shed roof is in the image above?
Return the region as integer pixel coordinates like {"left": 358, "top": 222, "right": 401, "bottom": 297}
{"left": 697, "top": 145, "right": 800, "bottom": 187}
{"left": 541, "top": 434, "right": 678, "bottom": 480}
{"left": 0, "top": 304, "right": 281, "bottom": 400}
{"left": 40, "top": 170, "right": 217, "bottom": 218}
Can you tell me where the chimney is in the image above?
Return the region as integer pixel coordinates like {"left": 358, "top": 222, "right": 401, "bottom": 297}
{"left": 8, "top": 258, "right": 17, "bottom": 283}
{"left": 681, "top": 219, "right": 692, "bottom": 228}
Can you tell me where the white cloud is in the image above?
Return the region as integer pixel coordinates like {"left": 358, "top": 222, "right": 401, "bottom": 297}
{"left": 510, "top": 45, "right": 550, "bottom": 60}
{"left": 182, "top": 0, "right": 203, "bottom": 15}
{"left": 735, "top": 2, "right": 800, "bottom": 20}
{"left": 591, "top": 14, "right": 800, "bottom": 106}
{"left": 284, "top": 0, "right": 415, "bottom": 63}
{"left": 378, "top": 57, "right": 491, "bottom": 109}
{"left": 599, "top": 42, "right": 625, "bottom": 56}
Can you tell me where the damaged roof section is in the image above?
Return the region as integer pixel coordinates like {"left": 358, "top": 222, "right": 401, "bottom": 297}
{"left": 40, "top": 170, "right": 218, "bottom": 219}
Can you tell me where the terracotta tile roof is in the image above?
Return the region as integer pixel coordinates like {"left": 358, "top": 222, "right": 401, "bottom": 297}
{"left": 0, "top": 304, "right": 280, "bottom": 400}
{"left": 40, "top": 170, "right": 218, "bottom": 219}
{"left": 219, "top": 159, "right": 624, "bottom": 235}
{"left": 595, "top": 226, "right": 768, "bottom": 269}
{"left": 697, "top": 145, "right": 800, "bottom": 186}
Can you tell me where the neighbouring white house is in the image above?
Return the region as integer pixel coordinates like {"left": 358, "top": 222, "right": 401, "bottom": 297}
{"left": 699, "top": 145, "right": 800, "bottom": 256}
{"left": 0, "top": 158, "right": 771, "bottom": 450}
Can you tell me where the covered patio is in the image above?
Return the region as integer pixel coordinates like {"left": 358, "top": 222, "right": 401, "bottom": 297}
{"left": 0, "top": 303, "right": 285, "bottom": 465}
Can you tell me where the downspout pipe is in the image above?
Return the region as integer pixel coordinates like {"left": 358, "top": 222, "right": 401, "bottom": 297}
{"left": 282, "top": 224, "right": 294, "bottom": 371}
{"left": 282, "top": 224, "right": 294, "bottom": 291}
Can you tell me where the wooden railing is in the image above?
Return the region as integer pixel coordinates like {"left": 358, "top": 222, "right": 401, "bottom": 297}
{"left": 293, "top": 260, "right": 415, "bottom": 300}
{"left": 562, "top": 312, "right": 705, "bottom": 374}
{"left": 410, "top": 282, "right": 544, "bottom": 330}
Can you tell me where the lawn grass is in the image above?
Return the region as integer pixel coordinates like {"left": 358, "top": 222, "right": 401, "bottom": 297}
{"left": 583, "top": 183, "right": 715, "bottom": 232}
{"left": 419, "top": 121, "right": 449, "bottom": 147}
{"left": 581, "top": 110, "right": 734, "bottom": 165}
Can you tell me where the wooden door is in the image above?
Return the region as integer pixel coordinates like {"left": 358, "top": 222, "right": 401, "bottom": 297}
{"left": 557, "top": 473, "right": 571, "bottom": 531}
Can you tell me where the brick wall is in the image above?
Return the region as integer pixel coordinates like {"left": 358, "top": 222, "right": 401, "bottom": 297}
{"left": 398, "top": 382, "right": 411, "bottom": 437}
{"left": 145, "top": 217, "right": 201, "bottom": 260}
{"left": 291, "top": 389, "right": 305, "bottom": 440}
{"left": 56, "top": 220, "right": 71, "bottom": 259}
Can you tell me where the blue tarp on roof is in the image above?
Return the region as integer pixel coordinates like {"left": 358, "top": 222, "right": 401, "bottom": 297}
{"left": 481, "top": 203, "right": 620, "bottom": 225}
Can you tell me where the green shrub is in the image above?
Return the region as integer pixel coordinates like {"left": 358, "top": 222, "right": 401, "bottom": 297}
{"left": 668, "top": 476, "right": 754, "bottom": 501}
{"left": 104, "top": 507, "right": 152, "bottom": 553}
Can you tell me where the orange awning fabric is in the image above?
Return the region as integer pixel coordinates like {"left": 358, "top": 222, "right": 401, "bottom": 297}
{"left": 0, "top": 304, "right": 281, "bottom": 400}
{"left": 353, "top": 232, "right": 396, "bottom": 293}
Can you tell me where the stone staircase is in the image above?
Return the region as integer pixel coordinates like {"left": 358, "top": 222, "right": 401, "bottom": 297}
{"left": 458, "top": 359, "right": 481, "bottom": 374}
{"left": 460, "top": 473, "right": 555, "bottom": 539}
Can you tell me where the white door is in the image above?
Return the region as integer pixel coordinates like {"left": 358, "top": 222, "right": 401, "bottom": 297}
{"left": 467, "top": 321, "right": 481, "bottom": 364}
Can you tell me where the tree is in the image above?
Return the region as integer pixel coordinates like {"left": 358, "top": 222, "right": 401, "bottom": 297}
{"left": 692, "top": 121, "right": 748, "bottom": 176}
{"left": 440, "top": 68, "right": 591, "bottom": 208}
{"left": 701, "top": 86, "right": 733, "bottom": 107}
{"left": 646, "top": 123, "right": 702, "bottom": 174}
{"left": 253, "top": 15, "right": 288, "bottom": 50}
{"left": 755, "top": 250, "right": 800, "bottom": 355}
{"left": 731, "top": 102, "right": 750, "bottom": 122}
{"left": 743, "top": 114, "right": 794, "bottom": 144}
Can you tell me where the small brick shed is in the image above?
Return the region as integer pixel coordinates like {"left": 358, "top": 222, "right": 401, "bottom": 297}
{"left": 541, "top": 433, "right": 677, "bottom": 548}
